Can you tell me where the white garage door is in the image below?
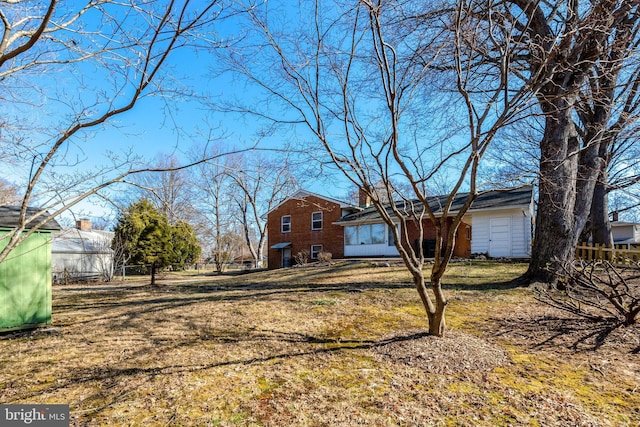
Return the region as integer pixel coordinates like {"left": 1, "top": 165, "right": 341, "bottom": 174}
{"left": 489, "top": 217, "right": 511, "bottom": 257}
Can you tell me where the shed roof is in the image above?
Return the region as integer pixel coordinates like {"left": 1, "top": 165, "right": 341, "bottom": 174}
{"left": 0, "top": 206, "right": 61, "bottom": 231}
{"left": 336, "top": 186, "right": 533, "bottom": 224}
{"left": 51, "top": 227, "right": 114, "bottom": 254}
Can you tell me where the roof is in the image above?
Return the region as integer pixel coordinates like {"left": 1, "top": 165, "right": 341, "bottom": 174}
{"left": 271, "top": 242, "right": 291, "bottom": 249}
{"left": 51, "top": 227, "right": 114, "bottom": 254}
{"left": 263, "top": 189, "right": 361, "bottom": 219}
{"left": 0, "top": 205, "right": 61, "bottom": 231}
{"left": 336, "top": 186, "right": 533, "bottom": 224}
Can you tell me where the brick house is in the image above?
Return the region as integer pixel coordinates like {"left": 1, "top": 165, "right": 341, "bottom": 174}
{"left": 266, "top": 190, "right": 360, "bottom": 269}
{"left": 267, "top": 186, "right": 534, "bottom": 268}
{"left": 337, "top": 186, "right": 533, "bottom": 259}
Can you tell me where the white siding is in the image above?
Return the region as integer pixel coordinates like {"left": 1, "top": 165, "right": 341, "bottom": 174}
{"left": 471, "top": 216, "right": 490, "bottom": 254}
{"left": 612, "top": 224, "right": 634, "bottom": 241}
{"left": 51, "top": 227, "right": 115, "bottom": 280}
{"left": 344, "top": 243, "right": 400, "bottom": 257}
{"left": 611, "top": 223, "right": 640, "bottom": 244}
{"left": 52, "top": 252, "right": 114, "bottom": 280}
{"left": 471, "top": 208, "right": 532, "bottom": 258}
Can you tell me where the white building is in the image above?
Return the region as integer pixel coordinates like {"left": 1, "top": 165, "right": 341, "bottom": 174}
{"left": 611, "top": 221, "right": 640, "bottom": 246}
{"left": 51, "top": 220, "right": 114, "bottom": 282}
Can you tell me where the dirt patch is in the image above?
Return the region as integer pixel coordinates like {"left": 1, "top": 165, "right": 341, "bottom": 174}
{"left": 372, "top": 329, "right": 510, "bottom": 375}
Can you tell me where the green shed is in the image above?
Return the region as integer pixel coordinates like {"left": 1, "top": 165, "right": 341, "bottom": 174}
{"left": 0, "top": 206, "right": 61, "bottom": 331}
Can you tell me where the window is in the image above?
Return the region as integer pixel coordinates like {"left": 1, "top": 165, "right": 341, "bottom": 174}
{"left": 312, "top": 211, "right": 323, "bottom": 230}
{"left": 371, "top": 224, "right": 385, "bottom": 244}
{"left": 345, "top": 224, "right": 386, "bottom": 245}
{"left": 359, "top": 224, "right": 371, "bottom": 244}
{"left": 281, "top": 215, "right": 291, "bottom": 233}
{"left": 311, "top": 244, "right": 323, "bottom": 260}
{"left": 466, "top": 225, "right": 471, "bottom": 240}
{"left": 345, "top": 226, "right": 357, "bottom": 245}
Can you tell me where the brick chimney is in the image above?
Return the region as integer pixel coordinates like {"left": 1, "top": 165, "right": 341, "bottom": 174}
{"left": 358, "top": 188, "right": 372, "bottom": 208}
{"left": 76, "top": 219, "right": 92, "bottom": 231}
{"left": 611, "top": 211, "right": 619, "bottom": 222}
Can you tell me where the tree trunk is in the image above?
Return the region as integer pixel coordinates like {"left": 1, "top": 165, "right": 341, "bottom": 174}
{"left": 527, "top": 105, "right": 582, "bottom": 283}
{"left": 591, "top": 169, "right": 613, "bottom": 246}
{"left": 427, "top": 302, "right": 446, "bottom": 336}
{"left": 578, "top": 217, "right": 592, "bottom": 245}
{"left": 151, "top": 262, "right": 157, "bottom": 286}
{"left": 409, "top": 267, "right": 446, "bottom": 337}
{"left": 427, "top": 276, "right": 447, "bottom": 337}
{"left": 256, "top": 238, "right": 265, "bottom": 269}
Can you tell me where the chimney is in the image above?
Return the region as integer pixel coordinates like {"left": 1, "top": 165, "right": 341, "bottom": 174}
{"left": 611, "top": 211, "right": 619, "bottom": 222}
{"left": 358, "top": 188, "right": 372, "bottom": 208}
{"left": 76, "top": 219, "right": 92, "bottom": 231}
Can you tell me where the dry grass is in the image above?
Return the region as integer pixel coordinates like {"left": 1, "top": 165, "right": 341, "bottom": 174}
{"left": 1, "top": 260, "right": 639, "bottom": 426}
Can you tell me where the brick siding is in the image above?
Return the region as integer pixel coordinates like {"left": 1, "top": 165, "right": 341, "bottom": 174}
{"left": 267, "top": 195, "right": 345, "bottom": 269}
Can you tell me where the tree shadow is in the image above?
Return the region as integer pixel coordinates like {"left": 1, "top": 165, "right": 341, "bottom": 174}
{"left": 51, "top": 279, "right": 415, "bottom": 326}
{"left": 441, "top": 276, "right": 530, "bottom": 291}
{"left": 9, "top": 329, "right": 429, "bottom": 412}
{"left": 493, "top": 313, "right": 638, "bottom": 353}
{"left": 46, "top": 265, "right": 537, "bottom": 332}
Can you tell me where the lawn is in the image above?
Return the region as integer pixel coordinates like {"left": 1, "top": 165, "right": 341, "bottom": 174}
{"left": 1, "top": 260, "right": 639, "bottom": 426}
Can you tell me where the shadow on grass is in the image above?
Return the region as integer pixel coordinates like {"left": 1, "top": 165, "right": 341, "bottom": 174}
{"left": 48, "top": 265, "right": 532, "bottom": 331}
{"left": 54, "top": 281, "right": 529, "bottom": 330}
{"left": 493, "top": 313, "right": 639, "bottom": 353}
{"left": 10, "top": 329, "right": 430, "bottom": 413}
{"left": 441, "top": 276, "right": 530, "bottom": 292}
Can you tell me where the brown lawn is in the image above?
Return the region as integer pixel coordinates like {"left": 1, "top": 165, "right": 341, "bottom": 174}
{"left": 1, "top": 260, "right": 639, "bottom": 426}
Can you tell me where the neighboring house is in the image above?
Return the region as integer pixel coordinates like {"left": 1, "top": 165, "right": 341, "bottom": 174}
{"left": 266, "top": 190, "right": 360, "bottom": 269}
{"left": 267, "top": 186, "right": 534, "bottom": 268}
{"left": 232, "top": 247, "right": 266, "bottom": 268}
{"left": 0, "top": 206, "right": 61, "bottom": 331}
{"left": 51, "top": 219, "right": 115, "bottom": 282}
{"left": 611, "top": 221, "right": 640, "bottom": 246}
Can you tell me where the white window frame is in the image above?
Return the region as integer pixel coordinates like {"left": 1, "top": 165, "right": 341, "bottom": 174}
{"left": 311, "top": 244, "right": 323, "bottom": 260}
{"left": 281, "top": 215, "right": 291, "bottom": 233}
{"left": 345, "top": 224, "right": 386, "bottom": 245}
{"left": 311, "top": 211, "right": 323, "bottom": 230}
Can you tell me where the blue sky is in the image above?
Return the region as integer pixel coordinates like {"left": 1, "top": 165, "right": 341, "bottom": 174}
{"left": 1, "top": 0, "right": 534, "bottom": 225}
{"left": 1, "top": 0, "right": 355, "bottom": 225}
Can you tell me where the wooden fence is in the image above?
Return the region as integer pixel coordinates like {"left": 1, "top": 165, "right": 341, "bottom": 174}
{"left": 575, "top": 242, "right": 640, "bottom": 264}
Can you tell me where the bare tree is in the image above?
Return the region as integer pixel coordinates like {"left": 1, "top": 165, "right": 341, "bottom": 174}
{"left": 210, "top": 230, "right": 244, "bottom": 272}
{"left": 133, "top": 154, "right": 198, "bottom": 225}
{"left": 0, "top": 179, "right": 19, "bottom": 205}
{"left": 191, "top": 145, "right": 238, "bottom": 274}
{"left": 576, "top": 16, "right": 640, "bottom": 246}
{"left": 218, "top": 0, "right": 536, "bottom": 335}
{"left": 480, "top": 1, "right": 640, "bottom": 283}
{"left": 225, "top": 152, "right": 299, "bottom": 268}
{"left": 111, "top": 231, "right": 131, "bottom": 281}
{"left": 0, "top": 0, "right": 228, "bottom": 264}
{"left": 535, "top": 260, "right": 640, "bottom": 327}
